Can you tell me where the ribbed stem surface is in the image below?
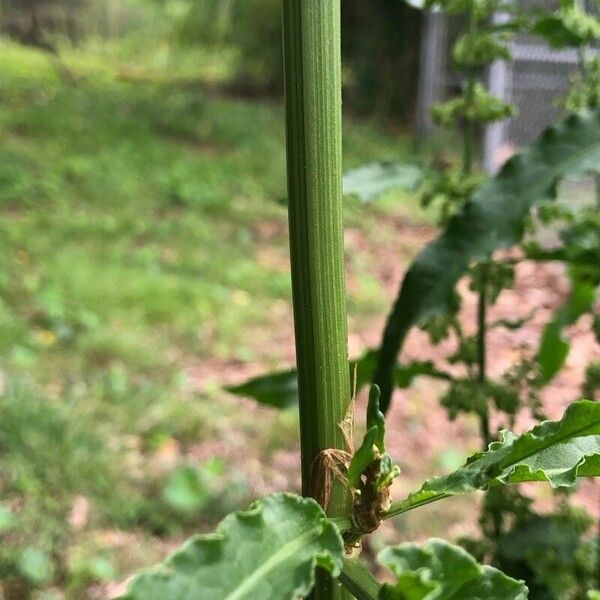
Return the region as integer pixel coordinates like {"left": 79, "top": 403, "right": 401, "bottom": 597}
{"left": 282, "top": 1, "right": 353, "bottom": 598}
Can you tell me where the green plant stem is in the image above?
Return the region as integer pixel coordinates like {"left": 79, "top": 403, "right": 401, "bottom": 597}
{"left": 282, "top": 2, "right": 353, "bottom": 598}
{"left": 462, "top": 7, "right": 477, "bottom": 177}
{"left": 578, "top": 50, "right": 600, "bottom": 208}
{"left": 574, "top": 25, "right": 600, "bottom": 590}
{"left": 575, "top": 40, "right": 600, "bottom": 208}
{"left": 462, "top": 76, "right": 477, "bottom": 177}
{"left": 477, "top": 263, "right": 491, "bottom": 447}
{"left": 462, "top": 63, "right": 491, "bottom": 448}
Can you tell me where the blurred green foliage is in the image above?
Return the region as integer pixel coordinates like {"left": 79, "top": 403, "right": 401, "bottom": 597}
{"left": 0, "top": 37, "right": 413, "bottom": 597}
{"left": 165, "top": 0, "right": 424, "bottom": 116}
{"left": 3, "top": 0, "right": 424, "bottom": 119}
{"left": 169, "top": 0, "right": 283, "bottom": 93}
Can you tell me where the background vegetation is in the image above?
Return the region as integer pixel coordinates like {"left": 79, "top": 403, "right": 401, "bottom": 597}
{"left": 0, "top": 2, "right": 426, "bottom": 597}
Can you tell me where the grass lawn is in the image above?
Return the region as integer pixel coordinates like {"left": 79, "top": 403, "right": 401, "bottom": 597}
{"left": 0, "top": 40, "right": 428, "bottom": 597}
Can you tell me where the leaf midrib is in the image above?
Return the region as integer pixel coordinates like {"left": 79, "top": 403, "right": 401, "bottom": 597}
{"left": 497, "top": 411, "right": 600, "bottom": 472}
{"left": 225, "top": 527, "right": 320, "bottom": 600}
{"left": 390, "top": 405, "right": 600, "bottom": 517}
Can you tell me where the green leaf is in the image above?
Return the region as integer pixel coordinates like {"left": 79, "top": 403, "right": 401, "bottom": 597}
{"left": 343, "top": 162, "right": 423, "bottom": 202}
{"left": 0, "top": 505, "right": 16, "bottom": 532}
{"left": 496, "top": 508, "right": 595, "bottom": 598}
{"left": 394, "top": 360, "right": 453, "bottom": 387}
{"left": 378, "top": 539, "right": 528, "bottom": 599}
{"left": 377, "top": 453, "right": 401, "bottom": 488}
{"left": 122, "top": 493, "right": 344, "bottom": 600}
{"left": 367, "top": 385, "right": 386, "bottom": 452}
{"left": 226, "top": 369, "right": 299, "bottom": 409}
{"left": 497, "top": 513, "right": 589, "bottom": 563}
{"left": 532, "top": 3, "right": 600, "bottom": 46}
{"left": 537, "top": 269, "right": 597, "bottom": 382}
{"left": 491, "top": 311, "right": 535, "bottom": 330}
{"left": 349, "top": 385, "right": 400, "bottom": 492}
{"left": 432, "top": 84, "right": 514, "bottom": 127}
{"left": 84, "top": 557, "right": 117, "bottom": 582}
{"left": 452, "top": 31, "right": 512, "bottom": 68}
{"left": 162, "top": 466, "right": 210, "bottom": 513}
{"left": 228, "top": 352, "right": 451, "bottom": 409}
{"left": 18, "top": 548, "right": 54, "bottom": 585}
{"left": 386, "top": 400, "right": 600, "bottom": 518}
{"left": 348, "top": 426, "right": 379, "bottom": 489}
{"left": 538, "top": 321, "right": 571, "bottom": 383}
{"left": 373, "top": 109, "right": 600, "bottom": 412}
{"left": 340, "top": 558, "right": 381, "bottom": 600}
{"left": 584, "top": 360, "right": 600, "bottom": 399}
{"left": 532, "top": 16, "right": 582, "bottom": 48}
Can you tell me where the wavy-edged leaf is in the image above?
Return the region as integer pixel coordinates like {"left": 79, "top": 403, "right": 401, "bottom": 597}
{"left": 373, "top": 109, "right": 600, "bottom": 412}
{"left": 386, "top": 401, "right": 600, "bottom": 518}
{"left": 228, "top": 352, "right": 451, "bottom": 409}
{"left": 121, "top": 493, "right": 343, "bottom": 600}
{"left": 343, "top": 162, "right": 423, "bottom": 202}
{"left": 378, "top": 538, "right": 528, "bottom": 599}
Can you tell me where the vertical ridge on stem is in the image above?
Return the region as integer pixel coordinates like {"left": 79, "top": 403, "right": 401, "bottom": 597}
{"left": 282, "top": 0, "right": 350, "bottom": 503}
{"left": 282, "top": 0, "right": 354, "bottom": 597}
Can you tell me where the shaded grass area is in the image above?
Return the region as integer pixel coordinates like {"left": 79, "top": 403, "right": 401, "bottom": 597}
{"left": 0, "top": 41, "right": 423, "bottom": 596}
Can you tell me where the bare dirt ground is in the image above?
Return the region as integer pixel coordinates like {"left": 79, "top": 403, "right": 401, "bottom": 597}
{"left": 186, "top": 213, "right": 599, "bottom": 549}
